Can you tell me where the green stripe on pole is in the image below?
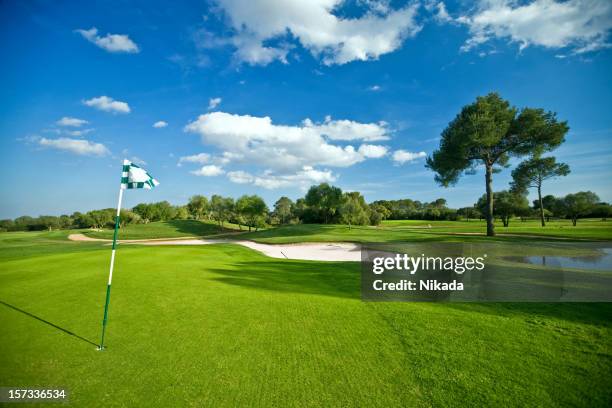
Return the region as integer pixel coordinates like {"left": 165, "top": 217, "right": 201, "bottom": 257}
{"left": 99, "top": 284, "right": 112, "bottom": 350}
{"left": 99, "top": 214, "right": 120, "bottom": 350}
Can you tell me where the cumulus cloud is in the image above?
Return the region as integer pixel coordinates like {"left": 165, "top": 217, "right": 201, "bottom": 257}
{"left": 457, "top": 0, "right": 612, "bottom": 53}
{"left": 208, "top": 97, "right": 222, "bottom": 110}
{"left": 57, "top": 117, "right": 89, "bottom": 127}
{"left": 177, "top": 153, "right": 211, "bottom": 167}
{"left": 303, "top": 116, "right": 390, "bottom": 141}
{"left": 83, "top": 96, "right": 130, "bottom": 114}
{"left": 184, "top": 111, "right": 390, "bottom": 172}
{"left": 227, "top": 166, "right": 336, "bottom": 189}
{"left": 392, "top": 149, "right": 426, "bottom": 164}
{"left": 204, "top": 0, "right": 421, "bottom": 65}
{"left": 153, "top": 121, "right": 168, "bottom": 128}
{"left": 76, "top": 27, "right": 139, "bottom": 53}
{"left": 358, "top": 144, "right": 388, "bottom": 158}
{"left": 191, "top": 164, "right": 225, "bottom": 176}
{"left": 38, "top": 137, "right": 109, "bottom": 156}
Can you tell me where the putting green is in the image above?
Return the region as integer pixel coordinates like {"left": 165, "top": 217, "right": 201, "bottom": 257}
{"left": 1, "top": 231, "right": 611, "bottom": 406}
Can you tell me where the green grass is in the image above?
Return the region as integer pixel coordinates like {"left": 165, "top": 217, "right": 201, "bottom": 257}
{"left": 77, "top": 218, "right": 612, "bottom": 243}
{"left": 1, "top": 231, "right": 611, "bottom": 406}
{"left": 237, "top": 219, "right": 612, "bottom": 243}
{"left": 84, "top": 220, "right": 243, "bottom": 240}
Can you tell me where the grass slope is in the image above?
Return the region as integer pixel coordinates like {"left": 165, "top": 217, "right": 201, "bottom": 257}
{"left": 84, "top": 220, "right": 242, "bottom": 240}
{"left": 1, "top": 231, "right": 611, "bottom": 406}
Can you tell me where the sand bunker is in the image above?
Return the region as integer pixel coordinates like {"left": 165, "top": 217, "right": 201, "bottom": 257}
{"left": 68, "top": 233, "right": 361, "bottom": 262}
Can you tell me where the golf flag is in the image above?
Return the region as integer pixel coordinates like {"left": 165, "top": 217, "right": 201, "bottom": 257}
{"left": 121, "top": 160, "right": 159, "bottom": 190}
{"left": 98, "top": 159, "right": 159, "bottom": 351}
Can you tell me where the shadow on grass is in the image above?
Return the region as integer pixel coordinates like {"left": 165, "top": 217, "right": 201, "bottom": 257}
{"left": 163, "top": 220, "right": 228, "bottom": 236}
{"left": 446, "top": 302, "right": 612, "bottom": 327}
{"left": 207, "top": 258, "right": 612, "bottom": 326}
{"left": 0, "top": 300, "right": 98, "bottom": 347}
{"left": 208, "top": 260, "right": 361, "bottom": 299}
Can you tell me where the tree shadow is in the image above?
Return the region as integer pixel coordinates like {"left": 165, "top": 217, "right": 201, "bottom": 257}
{"left": 164, "top": 220, "right": 228, "bottom": 236}
{"left": 446, "top": 302, "right": 612, "bottom": 327}
{"left": 207, "top": 260, "right": 361, "bottom": 299}
{"left": 0, "top": 300, "right": 98, "bottom": 347}
{"left": 206, "top": 259, "right": 612, "bottom": 326}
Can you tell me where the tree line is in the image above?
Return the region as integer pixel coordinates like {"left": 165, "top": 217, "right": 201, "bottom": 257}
{"left": 2, "top": 183, "right": 609, "bottom": 233}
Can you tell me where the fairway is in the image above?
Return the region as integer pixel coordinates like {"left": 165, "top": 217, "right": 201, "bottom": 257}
{"left": 1, "top": 231, "right": 611, "bottom": 406}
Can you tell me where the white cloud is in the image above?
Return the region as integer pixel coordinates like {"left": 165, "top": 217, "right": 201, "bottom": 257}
{"left": 130, "top": 156, "right": 147, "bottom": 166}
{"left": 208, "top": 97, "right": 222, "bottom": 110}
{"left": 184, "top": 111, "right": 391, "bottom": 172}
{"left": 76, "top": 27, "right": 139, "bottom": 53}
{"left": 153, "top": 121, "right": 168, "bottom": 128}
{"left": 358, "top": 144, "right": 388, "bottom": 158}
{"left": 392, "top": 149, "right": 426, "bottom": 164}
{"left": 205, "top": 0, "right": 421, "bottom": 65}
{"left": 433, "top": 2, "right": 453, "bottom": 23}
{"left": 191, "top": 165, "right": 225, "bottom": 176}
{"left": 177, "top": 153, "right": 211, "bottom": 166}
{"left": 227, "top": 166, "right": 335, "bottom": 189}
{"left": 66, "top": 128, "right": 94, "bottom": 137}
{"left": 83, "top": 96, "right": 130, "bottom": 114}
{"left": 303, "top": 115, "right": 390, "bottom": 141}
{"left": 368, "top": 85, "right": 381, "bottom": 91}
{"left": 458, "top": 0, "right": 612, "bottom": 53}
{"left": 39, "top": 137, "right": 109, "bottom": 156}
{"left": 57, "top": 117, "right": 89, "bottom": 127}
{"left": 227, "top": 170, "right": 254, "bottom": 184}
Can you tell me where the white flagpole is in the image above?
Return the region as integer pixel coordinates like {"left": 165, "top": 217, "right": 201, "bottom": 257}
{"left": 98, "top": 184, "right": 124, "bottom": 350}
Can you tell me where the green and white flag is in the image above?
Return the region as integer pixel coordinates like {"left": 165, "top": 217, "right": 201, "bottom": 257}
{"left": 121, "top": 159, "right": 160, "bottom": 190}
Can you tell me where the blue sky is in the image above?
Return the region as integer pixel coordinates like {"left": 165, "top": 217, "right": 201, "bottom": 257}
{"left": 1, "top": 0, "right": 611, "bottom": 218}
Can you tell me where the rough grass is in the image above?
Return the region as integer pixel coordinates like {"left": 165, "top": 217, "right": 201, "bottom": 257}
{"left": 0, "top": 231, "right": 611, "bottom": 406}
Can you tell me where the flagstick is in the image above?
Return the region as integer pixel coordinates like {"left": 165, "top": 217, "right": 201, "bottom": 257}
{"left": 98, "top": 186, "right": 124, "bottom": 350}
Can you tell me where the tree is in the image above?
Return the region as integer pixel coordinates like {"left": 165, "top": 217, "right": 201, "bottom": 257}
{"left": 562, "top": 191, "right": 599, "bottom": 226}
{"left": 457, "top": 206, "right": 480, "bottom": 221}
{"left": 534, "top": 194, "right": 564, "bottom": 221}
{"left": 132, "top": 203, "right": 156, "bottom": 224}
{"left": 153, "top": 201, "right": 175, "bottom": 221}
{"left": 273, "top": 197, "right": 294, "bottom": 225}
{"left": 13, "top": 216, "right": 35, "bottom": 231}
{"left": 174, "top": 206, "right": 190, "bottom": 220}
{"left": 236, "top": 195, "right": 268, "bottom": 231}
{"left": 339, "top": 192, "right": 370, "bottom": 229}
{"left": 589, "top": 202, "right": 612, "bottom": 220}
{"left": 305, "top": 183, "right": 343, "bottom": 224}
{"left": 426, "top": 93, "right": 568, "bottom": 236}
{"left": 0, "top": 219, "right": 14, "bottom": 232}
{"left": 119, "top": 209, "right": 141, "bottom": 227}
{"left": 36, "top": 216, "right": 60, "bottom": 231}
{"left": 370, "top": 203, "right": 391, "bottom": 221}
{"left": 86, "top": 209, "right": 114, "bottom": 229}
{"left": 187, "top": 195, "right": 209, "bottom": 220}
{"left": 476, "top": 191, "right": 529, "bottom": 227}
{"left": 511, "top": 156, "right": 570, "bottom": 227}
{"left": 210, "top": 195, "right": 234, "bottom": 227}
